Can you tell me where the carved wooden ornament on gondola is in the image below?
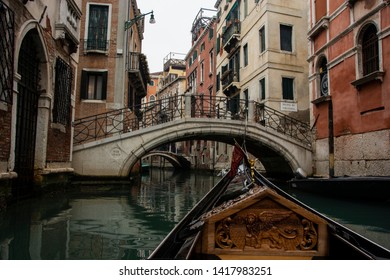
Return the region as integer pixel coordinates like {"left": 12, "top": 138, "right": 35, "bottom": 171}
{"left": 197, "top": 185, "right": 329, "bottom": 259}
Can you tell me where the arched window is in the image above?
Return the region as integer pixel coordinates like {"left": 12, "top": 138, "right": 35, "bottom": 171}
{"left": 361, "top": 24, "right": 379, "bottom": 76}
{"left": 318, "top": 56, "right": 329, "bottom": 96}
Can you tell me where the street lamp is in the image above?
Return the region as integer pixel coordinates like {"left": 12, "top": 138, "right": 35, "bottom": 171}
{"left": 125, "top": 11, "right": 155, "bottom": 30}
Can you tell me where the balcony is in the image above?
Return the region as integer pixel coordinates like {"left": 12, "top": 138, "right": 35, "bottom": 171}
{"left": 82, "top": 39, "right": 110, "bottom": 54}
{"left": 127, "top": 52, "right": 151, "bottom": 97}
{"left": 55, "top": 0, "right": 81, "bottom": 54}
{"left": 222, "top": 20, "right": 240, "bottom": 53}
{"left": 221, "top": 68, "right": 240, "bottom": 97}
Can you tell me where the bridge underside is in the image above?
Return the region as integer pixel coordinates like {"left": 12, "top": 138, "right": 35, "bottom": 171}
{"left": 72, "top": 119, "right": 312, "bottom": 179}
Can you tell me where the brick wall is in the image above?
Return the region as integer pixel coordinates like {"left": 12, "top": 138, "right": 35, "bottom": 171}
{"left": 0, "top": 105, "right": 11, "bottom": 161}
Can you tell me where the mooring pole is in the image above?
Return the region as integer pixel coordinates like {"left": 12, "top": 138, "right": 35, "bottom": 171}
{"left": 328, "top": 99, "right": 335, "bottom": 177}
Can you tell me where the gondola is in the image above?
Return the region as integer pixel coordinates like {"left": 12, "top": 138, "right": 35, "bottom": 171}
{"left": 149, "top": 144, "right": 390, "bottom": 260}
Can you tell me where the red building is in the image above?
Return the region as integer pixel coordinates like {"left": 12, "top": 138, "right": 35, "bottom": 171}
{"left": 185, "top": 8, "right": 220, "bottom": 170}
{"left": 308, "top": 0, "right": 390, "bottom": 176}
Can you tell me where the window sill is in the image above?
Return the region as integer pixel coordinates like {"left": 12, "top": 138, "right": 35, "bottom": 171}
{"left": 308, "top": 16, "right": 330, "bottom": 39}
{"left": 81, "top": 99, "right": 106, "bottom": 103}
{"left": 351, "top": 71, "right": 385, "bottom": 89}
{"left": 312, "top": 94, "right": 332, "bottom": 105}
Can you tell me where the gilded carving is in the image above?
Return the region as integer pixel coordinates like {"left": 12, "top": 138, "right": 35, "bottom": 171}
{"left": 215, "top": 209, "right": 318, "bottom": 251}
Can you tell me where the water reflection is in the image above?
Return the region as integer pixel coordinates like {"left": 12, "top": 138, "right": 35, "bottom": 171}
{"left": 0, "top": 169, "right": 216, "bottom": 260}
{"left": 281, "top": 186, "right": 390, "bottom": 250}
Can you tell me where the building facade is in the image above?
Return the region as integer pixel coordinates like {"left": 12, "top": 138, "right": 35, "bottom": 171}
{"left": 75, "top": 0, "right": 150, "bottom": 120}
{"left": 185, "top": 8, "right": 224, "bottom": 170}
{"left": 0, "top": 0, "right": 82, "bottom": 202}
{"left": 214, "top": 0, "right": 309, "bottom": 121}
{"left": 308, "top": 0, "right": 390, "bottom": 176}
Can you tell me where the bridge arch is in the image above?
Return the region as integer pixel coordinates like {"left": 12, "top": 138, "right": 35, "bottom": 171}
{"left": 116, "top": 119, "right": 311, "bottom": 178}
{"left": 142, "top": 151, "right": 191, "bottom": 169}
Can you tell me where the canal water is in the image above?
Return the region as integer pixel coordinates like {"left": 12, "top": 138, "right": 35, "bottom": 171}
{"left": 0, "top": 169, "right": 389, "bottom": 260}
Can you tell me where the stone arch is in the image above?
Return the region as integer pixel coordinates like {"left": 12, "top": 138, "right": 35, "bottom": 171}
{"left": 118, "top": 120, "right": 307, "bottom": 178}
{"left": 11, "top": 21, "right": 50, "bottom": 186}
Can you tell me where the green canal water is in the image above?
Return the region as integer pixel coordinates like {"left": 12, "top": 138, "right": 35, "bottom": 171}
{"left": 0, "top": 169, "right": 389, "bottom": 259}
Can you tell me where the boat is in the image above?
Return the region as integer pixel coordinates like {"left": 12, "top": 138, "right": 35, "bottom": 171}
{"left": 149, "top": 144, "right": 390, "bottom": 260}
{"left": 289, "top": 176, "right": 390, "bottom": 201}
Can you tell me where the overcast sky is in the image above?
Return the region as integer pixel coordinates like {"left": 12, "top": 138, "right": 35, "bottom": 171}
{"left": 138, "top": 0, "right": 217, "bottom": 73}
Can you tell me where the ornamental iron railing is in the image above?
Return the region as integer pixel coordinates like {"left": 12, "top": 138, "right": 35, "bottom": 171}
{"left": 73, "top": 94, "right": 312, "bottom": 147}
{"left": 0, "top": 1, "right": 15, "bottom": 104}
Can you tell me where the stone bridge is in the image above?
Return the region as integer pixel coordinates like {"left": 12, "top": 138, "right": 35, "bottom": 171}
{"left": 72, "top": 94, "right": 313, "bottom": 178}
{"left": 143, "top": 151, "right": 191, "bottom": 169}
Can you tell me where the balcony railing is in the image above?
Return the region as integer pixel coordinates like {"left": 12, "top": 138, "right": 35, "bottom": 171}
{"left": 82, "top": 39, "right": 110, "bottom": 54}
{"left": 222, "top": 20, "right": 240, "bottom": 52}
{"left": 221, "top": 68, "right": 240, "bottom": 96}
{"left": 127, "top": 52, "right": 151, "bottom": 95}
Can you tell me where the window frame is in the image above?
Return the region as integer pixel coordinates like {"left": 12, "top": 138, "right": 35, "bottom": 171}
{"left": 80, "top": 69, "right": 108, "bottom": 101}
{"left": 280, "top": 24, "right": 293, "bottom": 52}
{"left": 243, "top": 43, "right": 249, "bottom": 67}
{"left": 259, "top": 25, "right": 266, "bottom": 54}
{"left": 84, "top": 3, "right": 112, "bottom": 54}
{"left": 282, "top": 77, "right": 294, "bottom": 101}
{"left": 351, "top": 22, "right": 384, "bottom": 89}
{"left": 259, "top": 77, "right": 266, "bottom": 100}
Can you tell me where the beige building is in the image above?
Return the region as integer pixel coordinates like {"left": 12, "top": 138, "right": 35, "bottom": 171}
{"left": 214, "top": 0, "right": 309, "bottom": 121}
{"left": 75, "top": 0, "right": 151, "bottom": 119}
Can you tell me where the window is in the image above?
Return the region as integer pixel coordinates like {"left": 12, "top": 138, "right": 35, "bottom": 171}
{"left": 209, "top": 50, "right": 214, "bottom": 73}
{"left": 282, "top": 77, "right": 294, "bottom": 100}
{"left": 362, "top": 24, "right": 379, "bottom": 76}
{"left": 80, "top": 70, "right": 108, "bottom": 100}
{"left": 244, "top": 0, "right": 248, "bottom": 18}
{"left": 318, "top": 57, "right": 329, "bottom": 96}
{"left": 209, "top": 27, "right": 214, "bottom": 40}
{"left": 244, "top": 89, "right": 249, "bottom": 113}
{"left": 149, "top": 95, "right": 155, "bottom": 104}
{"left": 216, "top": 72, "right": 220, "bottom": 91}
{"left": 200, "top": 43, "right": 205, "bottom": 53}
{"left": 259, "top": 78, "right": 266, "bottom": 100}
{"left": 243, "top": 43, "right": 248, "bottom": 67}
{"left": 280, "top": 24, "right": 292, "bottom": 52}
{"left": 259, "top": 26, "right": 266, "bottom": 53}
{"left": 0, "top": 3, "right": 14, "bottom": 104}
{"left": 200, "top": 62, "right": 204, "bottom": 83}
{"left": 53, "top": 58, "right": 73, "bottom": 125}
{"left": 86, "top": 4, "right": 110, "bottom": 52}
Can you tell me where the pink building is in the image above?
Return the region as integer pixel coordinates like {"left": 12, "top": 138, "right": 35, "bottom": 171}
{"left": 308, "top": 0, "right": 390, "bottom": 176}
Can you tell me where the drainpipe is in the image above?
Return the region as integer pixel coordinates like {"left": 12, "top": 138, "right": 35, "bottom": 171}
{"left": 328, "top": 99, "right": 335, "bottom": 177}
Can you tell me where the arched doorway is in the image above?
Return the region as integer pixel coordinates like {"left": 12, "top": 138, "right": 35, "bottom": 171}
{"left": 13, "top": 30, "right": 41, "bottom": 194}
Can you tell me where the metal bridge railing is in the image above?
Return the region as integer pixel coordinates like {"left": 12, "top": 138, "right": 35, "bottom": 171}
{"left": 254, "top": 102, "right": 312, "bottom": 146}
{"left": 73, "top": 94, "right": 311, "bottom": 147}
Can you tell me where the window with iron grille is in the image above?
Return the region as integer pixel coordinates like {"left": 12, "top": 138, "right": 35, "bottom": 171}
{"left": 282, "top": 77, "right": 294, "bottom": 100}
{"left": 280, "top": 24, "right": 292, "bottom": 52}
{"left": 86, "top": 4, "right": 109, "bottom": 52}
{"left": 0, "top": 2, "right": 14, "bottom": 104}
{"left": 80, "top": 70, "right": 108, "bottom": 100}
{"left": 362, "top": 24, "right": 379, "bottom": 76}
{"left": 53, "top": 58, "right": 73, "bottom": 125}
